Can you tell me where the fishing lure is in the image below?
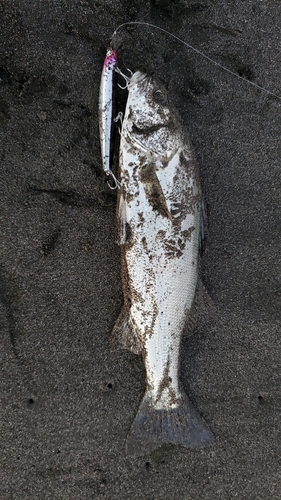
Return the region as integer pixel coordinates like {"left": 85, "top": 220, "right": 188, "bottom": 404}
{"left": 98, "top": 47, "right": 120, "bottom": 189}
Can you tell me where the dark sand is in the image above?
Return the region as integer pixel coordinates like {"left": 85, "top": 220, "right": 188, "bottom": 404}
{"left": 1, "top": 1, "right": 280, "bottom": 498}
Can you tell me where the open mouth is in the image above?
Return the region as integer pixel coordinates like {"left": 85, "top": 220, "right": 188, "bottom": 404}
{"left": 129, "top": 71, "right": 147, "bottom": 85}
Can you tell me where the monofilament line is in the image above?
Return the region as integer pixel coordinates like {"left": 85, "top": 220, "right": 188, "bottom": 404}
{"left": 112, "top": 21, "right": 281, "bottom": 101}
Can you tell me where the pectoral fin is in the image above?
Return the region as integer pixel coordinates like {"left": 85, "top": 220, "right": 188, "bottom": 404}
{"left": 117, "top": 192, "right": 127, "bottom": 245}
{"left": 140, "top": 164, "right": 172, "bottom": 220}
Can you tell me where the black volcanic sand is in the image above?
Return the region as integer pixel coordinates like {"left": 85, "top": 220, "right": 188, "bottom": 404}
{"left": 1, "top": 1, "right": 280, "bottom": 498}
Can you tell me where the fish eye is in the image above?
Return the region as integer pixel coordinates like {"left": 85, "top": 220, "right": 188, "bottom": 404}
{"left": 153, "top": 89, "right": 167, "bottom": 102}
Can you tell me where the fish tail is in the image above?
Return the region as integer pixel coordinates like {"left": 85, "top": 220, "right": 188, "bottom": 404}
{"left": 126, "top": 392, "right": 213, "bottom": 457}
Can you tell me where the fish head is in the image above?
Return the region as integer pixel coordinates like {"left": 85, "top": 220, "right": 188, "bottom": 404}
{"left": 126, "top": 72, "right": 179, "bottom": 160}
{"left": 127, "top": 71, "right": 171, "bottom": 129}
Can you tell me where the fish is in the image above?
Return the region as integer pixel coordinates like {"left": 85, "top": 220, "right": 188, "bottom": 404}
{"left": 98, "top": 47, "right": 118, "bottom": 187}
{"left": 112, "top": 70, "right": 214, "bottom": 456}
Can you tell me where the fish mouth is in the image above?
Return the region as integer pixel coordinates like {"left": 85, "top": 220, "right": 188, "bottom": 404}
{"left": 129, "top": 71, "right": 147, "bottom": 85}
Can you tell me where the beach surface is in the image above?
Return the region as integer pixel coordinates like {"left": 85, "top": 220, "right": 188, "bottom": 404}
{"left": 1, "top": 1, "right": 280, "bottom": 498}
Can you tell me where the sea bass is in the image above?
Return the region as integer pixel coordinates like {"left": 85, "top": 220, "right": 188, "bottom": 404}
{"left": 112, "top": 71, "right": 213, "bottom": 456}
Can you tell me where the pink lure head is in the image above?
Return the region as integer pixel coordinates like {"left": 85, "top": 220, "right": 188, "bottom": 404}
{"left": 103, "top": 48, "right": 117, "bottom": 69}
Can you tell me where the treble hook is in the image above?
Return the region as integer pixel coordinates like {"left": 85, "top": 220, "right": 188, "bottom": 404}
{"left": 114, "top": 111, "right": 123, "bottom": 124}
{"left": 115, "top": 67, "right": 132, "bottom": 89}
{"left": 114, "top": 111, "right": 123, "bottom": 134}
{"left": 105, "top": 169, "right": 121, "bottom": 190}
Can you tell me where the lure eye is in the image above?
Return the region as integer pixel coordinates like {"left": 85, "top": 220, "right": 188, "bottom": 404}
{"left": 153, "top": 89, "right": 167, "bottom": 103}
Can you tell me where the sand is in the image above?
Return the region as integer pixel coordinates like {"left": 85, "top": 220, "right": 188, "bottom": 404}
{"left": 1, "top": 1, "right": 280, "bottom": 498}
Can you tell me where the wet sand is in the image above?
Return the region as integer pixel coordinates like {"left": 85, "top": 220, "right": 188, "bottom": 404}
{"left": 1, "top": 1, "right": 280, "bottom": 498}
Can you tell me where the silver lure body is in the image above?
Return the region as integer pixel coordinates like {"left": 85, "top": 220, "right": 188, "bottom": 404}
{"left": 98, "top": 48, "right": 117, "bottom": 176}
{"left": 113, "top": 71, "right": 213, "bottom": 456}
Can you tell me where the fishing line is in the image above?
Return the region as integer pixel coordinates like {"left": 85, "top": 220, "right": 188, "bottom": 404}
{"left": 112, "top": 21, "right": 281, "bottom": 101}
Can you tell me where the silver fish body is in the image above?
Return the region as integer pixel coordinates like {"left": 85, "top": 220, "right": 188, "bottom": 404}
{"left": 113, "top": 71, "right": 213, "bottom": 456}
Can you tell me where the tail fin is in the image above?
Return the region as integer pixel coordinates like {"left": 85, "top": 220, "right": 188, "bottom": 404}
{"left": 126, "top": 392, "right": 213, "bottom": 457}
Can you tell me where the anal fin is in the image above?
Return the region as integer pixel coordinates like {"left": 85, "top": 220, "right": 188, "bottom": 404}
{"left": 111, "top": 306, "right": 142, "bottom": 355}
